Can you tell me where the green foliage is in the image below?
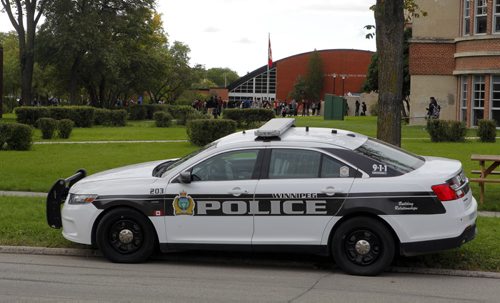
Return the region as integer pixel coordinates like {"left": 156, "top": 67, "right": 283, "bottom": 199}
{"left": 0, "top": 32, "right": 21, "bottom": 102}
{"left": 304, "top": 50, "right": 324, "bottom": 101}
{"left": 223, "top": 109, "right": 275, "bottom": 128}
{"left": 289, "top": 76, "right": 307, "bottom": 101}
{"left": 94, "top": 109, "right": 127, "bottom": 126}
{"left": 37, "top": 118, "right": 58, "bottom": 139}
{"left": 57, "top": 119, "right": 74, "bottom": 139}
{"left": 205, "top": 67, "right": 239, "bottom": 87}
{"left": 187, "top": 119, "right": 237, "bottom": 146}
{"left": 129, "top": 105, "right": 148, "bottom": 120}
{"left": 15, "top": 107, "right": 50, "bottom": 125}
{"left": 426, "top": 120, "right": 466, "bottom": 142}
{"left": 168, "top": 105, "right": 197, "bottom": 125}
{"left": 4, "top": 123, "right": 33, "bottom": 151}
{"left": 14, "top": 106, "right": 95, "bottom": 127}
{"left": 0, "top": 124, "right": 13, "bottom": 149}
{"left": 153, "top": 111, "right": 173, "bottom": 127}
{"left": 477, "top": 120, "right": 497, "bottom": 142}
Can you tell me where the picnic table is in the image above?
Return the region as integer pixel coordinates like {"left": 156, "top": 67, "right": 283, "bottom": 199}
{"left": 469, "top": 154, "right": 500, "bottom": 203}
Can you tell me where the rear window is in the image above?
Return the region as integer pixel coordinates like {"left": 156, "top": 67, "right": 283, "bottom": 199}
{"left": 354, "top": 138, "right": 424, "bottom": 174}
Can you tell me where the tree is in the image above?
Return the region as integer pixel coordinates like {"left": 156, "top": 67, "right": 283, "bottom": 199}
{"left": 363, "top": 28, "right": 412, "bottom": 117}
{"left": 375, "top": 0, "right": 405, "bottom": 146}
{"left": 1, "top": 0, "right": 47, "bottom": 105}
{"left": 206, "top": 68, "right": 239, "bottom": 87}
{"left": 304, "top": 50, "right": 324, "bottom": 101}
{"left": 289, "top": 75, "right": 307, "bottom": 101}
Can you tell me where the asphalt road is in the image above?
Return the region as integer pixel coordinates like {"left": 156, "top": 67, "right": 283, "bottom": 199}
{"left": 0, "top": 253, "right": 499, "bottom": 303}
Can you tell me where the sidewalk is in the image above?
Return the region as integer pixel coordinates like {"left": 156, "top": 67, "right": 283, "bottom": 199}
{"left": 1, "top": 190, "right": 499, "bottom": 217}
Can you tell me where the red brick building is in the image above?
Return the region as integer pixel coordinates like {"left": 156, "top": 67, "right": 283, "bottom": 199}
{"left": 227, "top": 49, "right": 373, "bottom": 102}
{"left": 409, "top": 0, "right": 500, "bottom": 126}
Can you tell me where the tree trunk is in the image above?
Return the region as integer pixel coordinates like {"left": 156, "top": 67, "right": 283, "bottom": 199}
{"left": 375, "top": 0, "right": 404, "bottom": 146}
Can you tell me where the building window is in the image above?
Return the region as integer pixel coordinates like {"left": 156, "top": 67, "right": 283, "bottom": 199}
{"left": 460, "top": 76, "right": 468, "bottom": 123}
{"left": 491, "top": 76, "right": 500, "bottom": 127}
{"left": 475, "top": 0, "right": 488, "bottom": 34}
{"left": 472, "top": 75, "right": 485, "bottom": 126}
{"left": 495, "top": 0, "right": 500, "bottom": 33}
{"left": 464, "top": 0, "right": 471, "bottom": 35}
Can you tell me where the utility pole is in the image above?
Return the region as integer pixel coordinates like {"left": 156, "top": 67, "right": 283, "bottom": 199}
{"left": 0, "top": 45, "right": 3, "bottom": 118}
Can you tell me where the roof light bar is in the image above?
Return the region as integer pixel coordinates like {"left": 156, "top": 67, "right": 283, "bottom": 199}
{"left": 255, "top": 118, "right": 295, "bottom": 138}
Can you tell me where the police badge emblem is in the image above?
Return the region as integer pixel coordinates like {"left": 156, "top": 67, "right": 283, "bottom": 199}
{"left": 173, "top": 191, "right": 195, "bottom": 215}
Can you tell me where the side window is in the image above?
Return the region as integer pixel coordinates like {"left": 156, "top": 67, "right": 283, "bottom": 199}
{"left": 321, "top": 156, "right": 354, "bottom": 178}
{"left": 269, "top": 149, "right": 321, "bottom": 179}
{"left": 191, "top": 149, "right": 259, "bottom": 181}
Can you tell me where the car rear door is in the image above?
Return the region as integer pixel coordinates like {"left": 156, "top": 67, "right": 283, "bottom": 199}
{"left": 252, "top": 148, "right": 357, "bottom": 246}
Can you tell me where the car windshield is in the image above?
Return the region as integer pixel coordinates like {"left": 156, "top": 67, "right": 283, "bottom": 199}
{"left": 153, "top": 141, "right": 218, "bottom": 177}
{"left": 354, "top": 138, "right": 424, "bottom": 174}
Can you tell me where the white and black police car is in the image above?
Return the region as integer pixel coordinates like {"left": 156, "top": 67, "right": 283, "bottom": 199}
{"left": 47, "top": 118, "right": 477, "bottom": 276}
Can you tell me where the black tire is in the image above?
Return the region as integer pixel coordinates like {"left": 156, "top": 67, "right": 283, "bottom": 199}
{"left": 96, "top": 208, "right": 156, "bottom": 263}
{"left": 332, "top": 217, "right": 395, "bottom": 276}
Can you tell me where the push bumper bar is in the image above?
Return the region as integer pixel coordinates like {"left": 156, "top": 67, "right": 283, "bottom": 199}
{"left": 46, "top": 169, "right": 87, "bottom": 229}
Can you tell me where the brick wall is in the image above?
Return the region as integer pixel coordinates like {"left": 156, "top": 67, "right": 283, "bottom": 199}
{"left": 456, "top": 56, "right": 500, "bottom": 70}
{"left": 456, "top": 39, "right": 500, "bottom": 52}
{"left": 409, "top": 43, "right": 456, "bottom": 75}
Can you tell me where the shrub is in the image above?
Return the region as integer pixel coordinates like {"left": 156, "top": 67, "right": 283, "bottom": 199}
{"left": 58, "top": 119, "right": 74, "bottom": 139}
{"left": 37, "top": 118, "right": 58, "bottom": 139}
{"left": 14, "top": 107, "right": 50, "bottom": 125}
{"left": 426, "top": 120, "right": 466, "bottom": 142}
{"left": 145, "top": 104, "right": 168, "bottom": 119}
{"left": 153, "top": 111, "right": 173, "bottom": 127}
{"left": 477, "top": 119, "right": 497, "bottom": 142}
{"left": 446, "top": 121, "right": 466, "bottom": 142}
{"left": 94, "top": 109, "right": 127, "bottom": 126}
{"left": 187, "top": 119, "right": 237, "bottom": 146}
{"left": 67, "top": 106, "right": 94, "bottom": 127}
{"left": 223, "top": 108, "right": 275, "bottom": 127}
{"left": 168, "top": 105, "right": 197, "bottom": 125}
{"left": 5, "top": 123, "right": 33, "bottom": 150}
{"left": 0, "top": 124, "right": 13, "bottom": 149}
{"left": 129, "top": 105, "right": 148, "bottom": 120}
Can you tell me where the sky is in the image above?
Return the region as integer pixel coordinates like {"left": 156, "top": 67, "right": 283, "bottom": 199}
{"left": 0, "top": 0, "right": 377, "bottom": 76}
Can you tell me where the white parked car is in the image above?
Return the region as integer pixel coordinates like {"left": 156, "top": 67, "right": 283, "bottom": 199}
{"left": 47, "top": 118, "right": 477, "bottom": 275}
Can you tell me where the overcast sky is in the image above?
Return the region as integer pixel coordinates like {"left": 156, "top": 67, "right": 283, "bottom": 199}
{"left": 1, "top": 0, "right": 376, "bottom": 76}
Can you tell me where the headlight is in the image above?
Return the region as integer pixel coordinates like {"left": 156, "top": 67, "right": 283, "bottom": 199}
{"left": 68, "top": 194, "right": 98, "bottom": 205}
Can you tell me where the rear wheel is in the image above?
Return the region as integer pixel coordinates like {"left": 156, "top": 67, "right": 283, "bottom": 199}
{"left": 96, "top": 208, "right": 155, "bottom": 263}
{"left": 332, "top": 217, "right": 395, "bottom": 276}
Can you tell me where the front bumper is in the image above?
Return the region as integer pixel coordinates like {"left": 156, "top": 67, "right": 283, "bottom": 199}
{"left": 46, "top": 169, "right": 86, "bottom": 228}
{"left": 400, "top": 223, "right": 477, "bottom": 256}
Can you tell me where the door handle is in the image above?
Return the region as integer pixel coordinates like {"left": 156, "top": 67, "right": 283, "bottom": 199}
{"left": 321, "top": 186, "right": 339, "bottom": 196}
{"left": 228, "top": 187, "right": 248, "bottom": 197}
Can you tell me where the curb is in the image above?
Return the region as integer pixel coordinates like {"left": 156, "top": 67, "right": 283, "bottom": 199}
{"left": 1, "top": 245, "right": 499, "bottom": 279}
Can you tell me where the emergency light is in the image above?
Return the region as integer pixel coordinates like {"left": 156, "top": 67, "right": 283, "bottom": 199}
{"left": 255, "top": 118, "right": 295, "bottom": 137}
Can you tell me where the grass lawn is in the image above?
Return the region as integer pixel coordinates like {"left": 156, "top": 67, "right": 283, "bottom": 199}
{"left": 0, "top": 142, "right": 197, "bottom": 192}
{"left": 0, "top": 196, "right": 497, "bottom": 272}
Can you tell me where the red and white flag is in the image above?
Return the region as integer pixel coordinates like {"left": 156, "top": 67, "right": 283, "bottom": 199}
{"left": 268, "top": 34, "right": 273, "bottom": 69}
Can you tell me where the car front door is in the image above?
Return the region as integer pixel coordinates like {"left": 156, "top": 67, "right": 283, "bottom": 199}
{"left": 164, "top": 149, "right": 262, "bottom": 246}
{"left": 252, "top": 148, "right": 357, "bottom": 247}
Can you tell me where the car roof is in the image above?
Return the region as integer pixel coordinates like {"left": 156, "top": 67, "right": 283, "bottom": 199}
{"left": 215, "top": 119, "right": 368, "bottom": 150}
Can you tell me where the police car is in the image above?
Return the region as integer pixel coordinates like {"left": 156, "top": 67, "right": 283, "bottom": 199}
{"left": 47, "top": 118, "right": 477, "bottom": 276}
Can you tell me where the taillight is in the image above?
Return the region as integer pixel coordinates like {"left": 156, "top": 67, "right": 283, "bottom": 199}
{"left": 432, "top": 184, "right": 458, "bottom": 201}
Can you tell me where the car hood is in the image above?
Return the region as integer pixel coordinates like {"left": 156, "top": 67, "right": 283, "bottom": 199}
{"left": 79, "top": 159, "right": 170, "bottom": 183}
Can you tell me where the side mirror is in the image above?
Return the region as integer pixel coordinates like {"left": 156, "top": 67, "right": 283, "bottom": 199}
{"left": 179, "top": 171, "right": 192, "bottom": 184}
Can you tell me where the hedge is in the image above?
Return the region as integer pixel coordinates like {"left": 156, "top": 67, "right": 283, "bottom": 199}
{"left": 222, "top": 108, "right": 275, "bottom": 127}
{"left": 426, "top": 120, "right": 466, "bottom": 142}
{"left": 187, "top": 119, "right": 237, "bottom": 146}
{"left": 477, "top": 119, "right": 497, "bottom": 142}
{"left": 0, "top": 123, "right": 33, "bottom": 150}
{"left": 153, "top": 111, "right": 173, "bottom": 127}
{"left": 15, "top": 106, "right": 95, "bottom": 127}
{"left": 167, "top": 105, "right": 197, "bottom": 125}
{"left": 129, "top": 104, "right": 169, "bottom": 120}
{"left": 94, "top": 109, "right": 127, "bottom": 126}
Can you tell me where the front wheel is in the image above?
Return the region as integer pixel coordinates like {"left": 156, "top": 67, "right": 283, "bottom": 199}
{"left": 332, "top": 217, "right": 395, "bottom": 276}
{"left": 96, "top": 208, "right": 156, "bottom": 263}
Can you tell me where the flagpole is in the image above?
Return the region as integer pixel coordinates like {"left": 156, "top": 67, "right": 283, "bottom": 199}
{"left": 267, "top": 33, "right": 270, "bottom": 101}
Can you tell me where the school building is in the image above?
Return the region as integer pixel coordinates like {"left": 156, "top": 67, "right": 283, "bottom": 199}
{"left": 409, "top": 0, "right": 500, "bottom": 127}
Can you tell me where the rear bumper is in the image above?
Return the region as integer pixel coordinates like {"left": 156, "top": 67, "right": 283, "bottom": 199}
{"left": 46, "top": 169, "right": 86, "bottom": 228}
{"left": 400, "top": 224, "right": 477, "bottom": 256}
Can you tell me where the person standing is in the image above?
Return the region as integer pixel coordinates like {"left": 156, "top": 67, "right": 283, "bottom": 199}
{"left": 355, "top": 100, "right": 360, "bottom": 116}
{"left": 361, "top": 102, "right": 367, "bottom": 116}
{"left": 426, "top": 97, "right": 440, "bottom": 119}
